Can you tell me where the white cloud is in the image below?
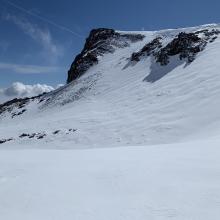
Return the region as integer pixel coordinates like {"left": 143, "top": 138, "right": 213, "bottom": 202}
{"left": 0, "top": 62, "right": 63, "bottom": 74}
{"left": 4, "top": 13, "right": 63, "bottom": 62}
{"left": 0, "top": 82, "right": 63, "bottom": 104}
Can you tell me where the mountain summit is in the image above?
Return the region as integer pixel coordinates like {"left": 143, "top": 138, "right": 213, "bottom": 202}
{"left": 1, "top": 24, "right": 220, "bottom": 148}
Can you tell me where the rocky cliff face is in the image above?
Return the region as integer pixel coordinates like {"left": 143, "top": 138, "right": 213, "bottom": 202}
{"left": 67, "top": 28, "right": 145, "bottom": 83}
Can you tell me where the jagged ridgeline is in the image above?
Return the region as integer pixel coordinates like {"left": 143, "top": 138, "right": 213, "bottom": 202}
{"left": 67, "top": 28, "right": 220, "bottom": 83}
{"left": 1, "top": 26, "right": 220, "bottom": 121}
{"left": 131, "top": 29, "right": 220, "bottom": 65}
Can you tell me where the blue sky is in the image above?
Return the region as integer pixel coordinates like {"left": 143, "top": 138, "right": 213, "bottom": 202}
{"left": 0, "top": 0, "right": 220, "bottom": 87}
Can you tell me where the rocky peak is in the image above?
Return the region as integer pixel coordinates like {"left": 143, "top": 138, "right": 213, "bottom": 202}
{"left": 67, "top": 28, "right": 145, "bottom": 83}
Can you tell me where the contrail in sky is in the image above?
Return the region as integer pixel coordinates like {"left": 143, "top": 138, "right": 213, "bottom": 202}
{"left": 2, "top": 0, "right": 84, "bottom": 38}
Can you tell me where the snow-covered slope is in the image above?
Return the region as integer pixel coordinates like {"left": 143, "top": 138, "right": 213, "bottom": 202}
{"left": 1, "top": 24, "right": 220, "bottom": 220}
{"left": 1, "top": 24, "right": 220, "bottom": 148}
{"left": 1, "top": 140, "right": 220, "bottom": 220}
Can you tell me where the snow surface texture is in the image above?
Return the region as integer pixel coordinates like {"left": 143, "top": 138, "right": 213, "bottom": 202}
{"left": 1, "top": 140, "right": 220, "bottom": 220}
{"left": 1, "top": 24, "right": 220, "bottom": 220}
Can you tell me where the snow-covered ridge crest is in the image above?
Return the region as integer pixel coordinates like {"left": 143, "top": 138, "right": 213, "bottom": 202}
{"left": 1, "top": 24, "right": 220, "bottom": 148}
{"left": 67, "top": 25, "right": 220, "bottom": 84}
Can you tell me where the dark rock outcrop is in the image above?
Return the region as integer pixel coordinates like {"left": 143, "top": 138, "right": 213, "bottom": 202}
{"left": 130, "top": 29, "right": 220, "bottom": 66}
{"left": 19, "top": 133, "right": 30, "bottom": 138}
{"left": 128, "top": 28, "right": 220, "bottom": 83}
{"left": 12, "top": 109, "right": 26, "bottom": 118}
{"left": 131, "top": 37, "right": 162, "bottom": 62}
{"left": 155, "top": 32, "right": 205, "bottom": 65}
{"left": 67, "top": 28, "right": 145, "bottom": 83}
{"left": 0, "top": 97, "right": 29, "bottom": 114}
{"left": 0, "top": 138, "right": 13, "bottom": 144}
{"left": 53, "top": 130, "right": 61, "bottom": 135}
{"left": 0, "top": 93, "right": 47, "bottom": 117}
